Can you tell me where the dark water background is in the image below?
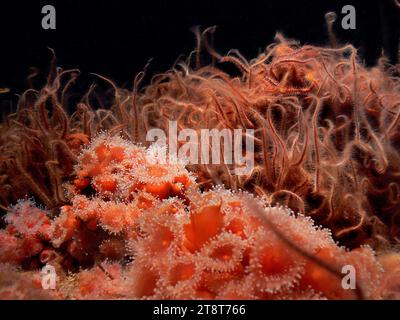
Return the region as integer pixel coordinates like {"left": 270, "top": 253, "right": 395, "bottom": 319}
{"left": 0, "top": 0, "right": 398, "bottom": 105}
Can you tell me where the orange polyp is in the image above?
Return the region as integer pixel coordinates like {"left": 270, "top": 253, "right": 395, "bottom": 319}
{"left": 299, "top": 247, "right": 354, "bottom": 299}
{"left": 379, "top": 252, "right": 400, "bottom": 271}
{"left": 126, "top": 149, "right": 146, "bottom": 167}
{"left": 170, "top": 263, "right": 196, "bottom": 285}
{"left": 228, "top": 201, "right": 242, "bottom": 208}
{"left": 201, "top": 268, "right": 243, "bottom": 292}
{"left": 52, "top": 207, "right": 80, "bottom": 243}
{"left": 300, "top": 262, "right": 352, "bottom": 299}
{"left": 147, "top": 165, "right": 168, "bottom": 178}
{"left": 129, "top": 182, "right": 145, "bottom": 194}
{"left": 174, "top": 175, "right": 191, "bottom": 188}
{"left": 65, "top": 217, "right": 79, "bottom": 235}
{"left": 137, "top": 194, "right": 155, "bottom": 209}
{"left": 61, "top": 205, "right": 73, "bottom": 214}
{"left": 247, "top": 215, "right": 263, "bottom": 230}
{"left": 95, "top": 144, "right": 109, "bottom": 162}
{"left": 171, "top": 183, "right": 182, "bottom": 193}
{"left": 226, "top": 218, "right": 246, "bottom": 239}
{"left": 210, "top": 244, "right": 234, "bottom": 261}
{"left": 184, "top": 205, "right": 224, "bottom": 252}
{"left": 157, "top": 203, "right": 180, "bottom": 216}
{"left": 96, "top": 178, "right": 117, "bottom": 193}
{"left": 259, "top": 245, "right": 294, "bottom": 275}
{"left": 150, "top": 226, "right": 174, "bottom": 251}
{"left": 88, "top": 164, "right": 104, "bottom": 177}
{"left": 134, "top": 269, "right": 159, "bottom": 298}
{"left": 82, "top": 207, "right": 99, "bottom": 221}
{"left": 73, "top": 198, "right": 88, "bottom": 212}
{"left": 74, "top": 178, "right": 90, "bottom": 190}
{"left": 109, "top": 146, "right": 125, "bottom": 162}
{"left": 127, "top": 207, "right": 140, "bottom": 220}
{"left": 101, "top": 206, "right": 125, "bottom": 232}
{"left": 80, "top": 153, "right": 95, "bottom": 166}
{"left": 164, "top": 205, "right": 178, "bottom": 215}
{"left": 145, "top": 182, "right": 172, "bottom": 199}
{"left": 77, "top": 170, "right": 89, "bottom": 179}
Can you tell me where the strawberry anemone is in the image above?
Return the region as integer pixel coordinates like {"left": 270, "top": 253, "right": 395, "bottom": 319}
{"left": 0, "top": 134, "right": 392, "bottom": 299}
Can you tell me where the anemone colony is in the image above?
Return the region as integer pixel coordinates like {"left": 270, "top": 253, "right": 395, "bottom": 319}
{"left": 0, "top": 32, "right": 400, "bottom": 299}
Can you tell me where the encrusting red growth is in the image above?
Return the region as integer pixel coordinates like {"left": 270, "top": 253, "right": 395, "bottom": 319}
{"left": 127, "top": 187, "right": 383, "bottom": 300}
{"left": 69, "top": 133, "right": 193, "bottom": 202}
{"left": 0, "top": 200, "right": 51, "bottom": 266}
{"left": 0, "top": 134, "right": 394, "bottom": 299}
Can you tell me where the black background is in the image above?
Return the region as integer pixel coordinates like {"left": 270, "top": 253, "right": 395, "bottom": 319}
{"left": 0, "top": 0, "right": 399, "bottom": 95}
{"left": 0, "top": 300, "right": 397, "bottom": 319}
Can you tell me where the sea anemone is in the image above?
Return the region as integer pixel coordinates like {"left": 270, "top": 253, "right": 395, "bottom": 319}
{"left": 0, "top": 134, "right": 389, "bottom": 299}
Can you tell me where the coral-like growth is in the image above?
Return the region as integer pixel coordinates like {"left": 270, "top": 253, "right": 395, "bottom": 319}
{"left": 0, "top": 135, "right": 387, "bottom": 299}
{"left": 23, "top": 134, "right": 195, "bottom": 272}
{"left": 0, "top": 263, "right": 60, "bottom": 299}
{"left": 376, "top": 252, "right": 400, "bottom": 299}
{"left": 68, "top": 133, "right": 194, "bottom": 202}
{"left": 126, "top": 187, "right": 382, "bottom": 300}
{"left": 0, "top": 200, "right": 50, "bottom": 266}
